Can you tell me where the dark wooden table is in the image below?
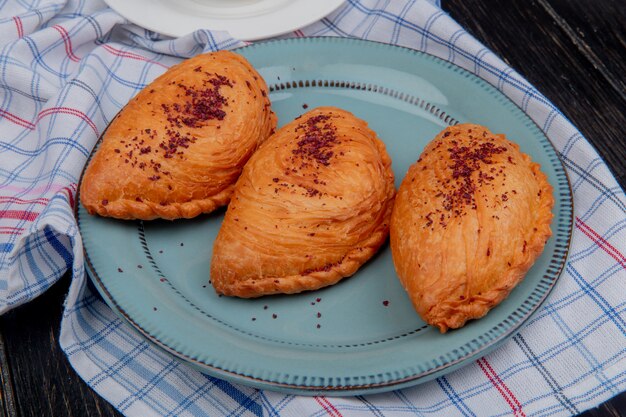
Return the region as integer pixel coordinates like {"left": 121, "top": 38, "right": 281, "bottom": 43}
{"left": 1, "top": 0, "right": 625, "bottom": 416}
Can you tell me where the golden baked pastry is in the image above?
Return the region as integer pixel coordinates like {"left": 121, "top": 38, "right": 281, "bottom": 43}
{"left": 80, "top": 50, "right": 276, "bottom": 220}
{"left": 390, "top": 124, "right": 553, "bottom": 332}
{"left": 211, "top": 107, "right": 395, "bottom": 297}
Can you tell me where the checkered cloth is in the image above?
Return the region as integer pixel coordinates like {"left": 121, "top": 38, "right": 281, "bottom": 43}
{"left": 1, "top": 0, "right": 625, "bottom": 415}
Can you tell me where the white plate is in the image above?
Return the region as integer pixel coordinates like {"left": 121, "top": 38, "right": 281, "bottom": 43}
{"left": 104, "top": 0, "right": 346, "bottom": 40}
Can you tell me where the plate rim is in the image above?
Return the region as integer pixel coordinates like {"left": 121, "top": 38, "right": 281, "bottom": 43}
{"left": 77, "top": 36, "right": 575, "bottom": 395}
{"left": 102, "top": 0, "right": 346, "bottom": 41}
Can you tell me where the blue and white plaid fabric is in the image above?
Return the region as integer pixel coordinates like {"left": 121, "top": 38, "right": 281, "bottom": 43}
{"left": 1, "top": 0, "right": 625, "bottom": 415}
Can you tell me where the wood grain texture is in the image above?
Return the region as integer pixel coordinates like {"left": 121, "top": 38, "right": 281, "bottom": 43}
{"left": 540, "top": 0, "right": 626, "bottom": 101}
{"left": 0, "top": 1, "right": 624, "bottom": 416}
{"left": 0, "top": 331, "right": 18, "bottom": 417}
{"left": 446, "top": 0, "right": 626, "bottom": 186}
{"left": 0, "top": 274, "right": 121, "bottom": 417}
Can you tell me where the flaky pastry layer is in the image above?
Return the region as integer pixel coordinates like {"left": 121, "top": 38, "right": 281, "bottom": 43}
{"left": 211, "top": 107, "right": 395, "bottom": 297}
{"left": 80, "top": 50, "right": 276, "bottom": 220}
{"left": 390, "top": 124, "right": 554, "bottom": 332}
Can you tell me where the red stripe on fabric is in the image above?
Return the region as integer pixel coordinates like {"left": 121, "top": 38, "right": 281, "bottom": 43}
{"left": 481, "top": 359, "right": 526, "bottom": 416}
{"left": 0, "top": 196, "right": 49, "bottom": 206}
{"left": 0, "top": 210, "right": 39, "bottom": 221}
{"left": 321, "top": 397, "right": 343, "bottom": 417}
{"left": 61, "top": 184, "right": 76, "bottom": 208}
{"left": 38, "top": 107, "right": 98, "bottom": 135}
{"left": 0, "top": 108, "right": 36, "bottom": 130}
{"left": 478, "top": 358, "right": 526, "bottom": 417}
{"left": 13, "top": 16, "right": 24, "bottom": 38}
{"left": 52, "top": 25, "right": 80, "bottom": 62}
{"left": 0, "top": 226, "right": 24, "bottom": 235}
{"left": 314, "top": 397, "right": 342, "bottom": 417}
{"left": 576, "top": 217, "right": 626, "bottom": 269}
{"left": 102, "top": 44, "right": 168, "bottom": 68}
{"left": 293, "top": 29, "right": 305, "bottom": 37}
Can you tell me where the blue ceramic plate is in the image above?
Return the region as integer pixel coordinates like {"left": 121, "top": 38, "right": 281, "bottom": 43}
{"left": 78, "top": 37, "right": 573, "bottom": 396}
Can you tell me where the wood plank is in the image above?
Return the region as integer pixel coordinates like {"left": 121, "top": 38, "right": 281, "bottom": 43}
{"left": 0, "top": 330, "right": 18, "bottom": 417}
{"left": 540, "top": 0, "right": 626, "bottom": 101}
{"left": 0, "top": 273, "right": 121, "bottom": 417}
{"left": 445, "top": 0, "right": 626, "bottom": 186}
{"left": 584, "top": 399, "right": 626, "bottom": 417}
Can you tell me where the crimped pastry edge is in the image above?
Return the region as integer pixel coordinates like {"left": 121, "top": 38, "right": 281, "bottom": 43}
{"left": 390, "top": 124, "right": 555, "bottom": 333}
{"left": 428, "top": 159, "right": 554, "bottom": 332}
{"left": 211, "top": 107, "right": 396, "bottom": 298}
{"left": 79, "top": 50, "right": 276, "bottom": 221}
{"left": 212, "top": 198, "right": 394, "bottom": 298}
{"left": 81, "top": 183, "right": 235, "bottom": 221}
